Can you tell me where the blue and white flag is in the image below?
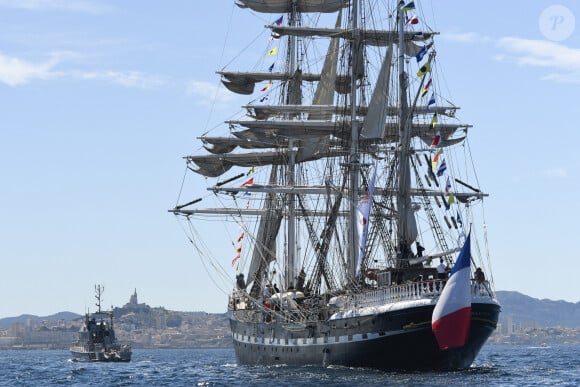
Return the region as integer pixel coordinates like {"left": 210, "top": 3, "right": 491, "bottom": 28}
{"left": 427, "top": 93, "right": 436, "bottom": 111}
{"left": 416, "top": 45, "right": 428, "bottom": 63}
{"left": 436, "top": 159, "right": 447, "bottom": 177}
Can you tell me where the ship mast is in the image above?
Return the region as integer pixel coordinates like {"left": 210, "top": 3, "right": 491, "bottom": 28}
{"left": 348, "top": 0, "right": 361, "bottom": 280}
{"left": 94, "top": 284, "right": 104, "bottom": 314}
{"left": 396, "top": 1, "right": 414, "bottom": 262}
{"left": 285, "top": 1, "right": 299, "bottom": 289}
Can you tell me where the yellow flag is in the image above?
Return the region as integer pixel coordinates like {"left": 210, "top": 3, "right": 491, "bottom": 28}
{"left": 432, "top": 148, "right": 443, "bottom": 171}
{"left": 417, "top": 61, "right": 431, "bottom": 77}
{"left": 267, "top": 47, "right": 278, "bottom": 56}
{"left": 447, "top": 192, "right": 455, "bottom": 206}
{"left": 260, "top": 81, "right": 272, "bottom": 92}
{"left": 431, "top": 113, "right": 438, "bottom": 128}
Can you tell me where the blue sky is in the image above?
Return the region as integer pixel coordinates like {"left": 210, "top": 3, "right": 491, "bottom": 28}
{"left": 0, "top": 0, "right": 578, "bottom": 318}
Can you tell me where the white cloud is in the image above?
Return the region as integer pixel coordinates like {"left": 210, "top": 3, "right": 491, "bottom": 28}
{"left": 541, "top": 73, "right": 580, "bottom": 84}
{"left": 0, "top": 51, "right": 164, "bottom": 89}
{"left": 0, "top": 0, "right": 111, "bottom": 13}
{"left": 0, "top": 52, "right": 60, "bottom": 86}
{"left": 497, "top": 37, "right": 580, "bottom": 84}
{"left": 542, "top": 168, "right": 568, "bottom": 178}
{"left": 76, "top": 71, "right": 164, "bottom": 89}
{"left": 187, "top": 81, "right": 236, "bottom": 105}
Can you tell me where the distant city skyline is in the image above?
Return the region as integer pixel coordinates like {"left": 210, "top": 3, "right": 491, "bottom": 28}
{"left": 1, "top": 0, "right": 579, "bottom": 318}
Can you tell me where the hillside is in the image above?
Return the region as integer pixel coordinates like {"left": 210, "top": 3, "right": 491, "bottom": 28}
{"left": 495, "top": 291, "right": 580, "bottom": 328}
{"left": 0, "top": 312, "right": 81, "bottom": 329}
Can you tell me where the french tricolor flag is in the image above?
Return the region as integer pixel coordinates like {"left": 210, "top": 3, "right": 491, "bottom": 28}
{"left": 431, "top": 233, "right": 472, "bottom": 350}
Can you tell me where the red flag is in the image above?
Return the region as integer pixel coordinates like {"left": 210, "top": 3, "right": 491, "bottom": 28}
{"left": 407, "top": 15, "right": 419, "bottom": 25}
{"left": 260, "top": 81, "right": 272, "bottom": 92}
{"left": 241, "top": 177, "right": 254, "bottom": 186}
{"left": 231, "top": 255, "right": 240, "bottom": 266}
{"left": 431, "top": 130, "right": 441, "bottom": 147}
{"left": 422, "top": 78, "right": 432, "bottom": 97}
{"left": 432, "top": 148, "right": 443, "bottom": 171}
{"left": 237, "top": 233, "right": 245, "bottom": 243}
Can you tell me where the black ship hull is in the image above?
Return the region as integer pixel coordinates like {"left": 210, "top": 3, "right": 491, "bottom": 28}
{"left": 230, "top": 301, "right": 499, "bottom": 370}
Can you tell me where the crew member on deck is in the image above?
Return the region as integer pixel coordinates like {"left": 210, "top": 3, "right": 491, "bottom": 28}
{"left": 475, "top": 267, "right": 486, "bottom": 283}
{"left": 236, "top": 274, "right": 246, "bottom": 290}
{"left": 436, "top": 259, "right": 447, "bottom": 280}
{"left": 263, "top": 284, "right": 271, "bottom": 299}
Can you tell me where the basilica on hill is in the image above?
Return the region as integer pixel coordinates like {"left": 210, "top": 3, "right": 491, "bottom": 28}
{"left": 114, "top": 289, "right": 151, "bottom": 315}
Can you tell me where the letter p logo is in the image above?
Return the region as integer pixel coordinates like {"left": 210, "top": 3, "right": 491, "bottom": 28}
{"left": 540, "top": 5, "right": 575, "bottom": 41}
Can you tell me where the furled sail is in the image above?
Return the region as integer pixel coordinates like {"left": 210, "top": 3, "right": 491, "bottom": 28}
{"left": 187, "top": 148, "right": 349, "bottom": 177}
{"left": 193, "top": 127, "right": 467, "bottom": 177}
{"left": 201, "top": 136, "right": 277, "bottom": 154}
{"left": 187, "top": 151, "right": 288, "bottom": 177}
{"left": 229, "top": 119, "right": 470, "bottom": 144}
{"left": 235, "top": 0, "right": 347, "bottom": 14}
{"left": 246, "top": 104, "right": 458, "bottom": 119}
{"left": 245, "top": 104, "right": 339, "bottom": 120}
{"left": 270, "top": 26, "right": 434, "bottom": 47}
{"left": 219, "top": 71, "right": 321, "bottom": 95}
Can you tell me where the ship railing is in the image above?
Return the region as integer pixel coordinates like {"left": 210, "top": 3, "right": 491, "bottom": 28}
{"left": 351, "top": 279, "right": 494, "bottom": 308}
{"left": 349, "top": 280, "right": 444, "bottom": 308}
{"left": 229, "top": 280, "right": 494, "bottom": 321}
{"left": 75, "top": 342, "right": 105, "bottom": 352}
{"left": 471, "top": 279, "right": 494, "bottom": 298}
{"left": 229, "top": 293, "right": 319, "bottom": 323}
{"left": 229, "top": 289, "right": 323, "bottom": 324}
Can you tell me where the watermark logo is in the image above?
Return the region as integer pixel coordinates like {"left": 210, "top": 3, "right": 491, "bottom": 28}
{"left": 539, "top": 5, "right": 575, "bottom": 41}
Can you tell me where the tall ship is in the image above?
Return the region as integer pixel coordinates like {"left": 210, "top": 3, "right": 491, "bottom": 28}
{"left": 172, "top": 0, "right": 500, "bottom": 370}
{"left": 70, "top": 285, "right": 132, "bottom": 362}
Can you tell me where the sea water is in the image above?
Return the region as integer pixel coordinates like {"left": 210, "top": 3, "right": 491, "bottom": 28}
{"left": 0, "top": 344, "right": 578, "bottom": 386}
